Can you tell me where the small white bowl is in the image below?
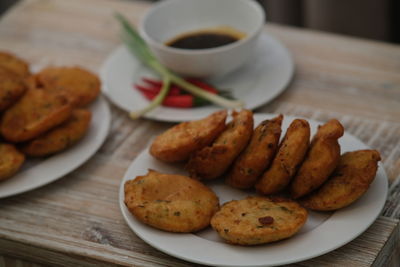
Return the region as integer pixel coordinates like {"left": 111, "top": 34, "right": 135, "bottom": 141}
{"left": 139, "top": 0, "right": 265, "bottom": 78}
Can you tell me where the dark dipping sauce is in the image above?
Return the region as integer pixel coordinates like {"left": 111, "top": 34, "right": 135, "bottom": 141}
{"left": 166, "top": 28, "right": 245, "bottom": 50}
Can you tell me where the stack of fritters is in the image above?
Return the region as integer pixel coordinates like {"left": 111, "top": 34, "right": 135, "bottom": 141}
{"left": 0, "top": 51, "right": 100, "bottom": 181}
{"left": 226, "top": 114, "right": 283, "bottom": 189}
{"left": 255, "top": 119, "right": 310, "bottom": 195}
{"left": 150, "top": 110, "right": 227, "bottom": 163}
{"left": 186, "top": 109, "right": 254, "bottom": 179}
{"left": 300, "top": 150, "right": 381, "bottom": 211}
{"left": 125, "top": 110, "right": 381, "bottom": 245}
{"left": 290, "top": 119, "right": 344, "bottom": 199}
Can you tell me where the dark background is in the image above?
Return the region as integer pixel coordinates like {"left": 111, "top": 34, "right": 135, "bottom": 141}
{"left": 1, "top": 0, "right": 399, "bottom": 43}
{"left": 257, "top": 0, "right": 400, "bottom": 43}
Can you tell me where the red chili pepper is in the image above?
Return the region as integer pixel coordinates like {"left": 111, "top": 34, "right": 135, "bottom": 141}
{"left": 142, "top": 77, "right": 183, "bottom": 95}
{"left": 164, "top": 95, "right": 194, "bottom": 108}
{"left": 134, "top": 84, "right": 158, "bottom": 94}
{"left": 142, "top": 77, "right": 162, "bottom": 87}
{"left": 139, "top": 78, "right": 219, "bottom": 95}
{"left": 134, "top": 84, "right": 181, "bottom": 96}
{"left": 139, "top": 89, "right": 208, "bottom": 108}
{"left": 185, "top": 78, "right": 218, "bottom": 94}
{"left": 134, "top": 77, "right": 221, "bottom": 108}
{"left": 143, "top": 77, "right": 219, "bottom": 94}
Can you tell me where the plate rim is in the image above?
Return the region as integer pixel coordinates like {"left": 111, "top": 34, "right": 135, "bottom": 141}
{"left": 118, "top": 113, "right": 388, "bottom": 266}
{"left": 0, "top": 96, "right": 111, "bottom": 198}
{"left": 100, "top": 32, "right": 294, "bottom": 122}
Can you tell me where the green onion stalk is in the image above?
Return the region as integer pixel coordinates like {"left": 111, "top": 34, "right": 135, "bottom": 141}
{"left": 115, "top": 13, "right": 244, "bottom": 119}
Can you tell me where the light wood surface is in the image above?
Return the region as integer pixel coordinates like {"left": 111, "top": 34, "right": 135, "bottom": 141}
{"left": 0, "top": 0, "right": 399, "bottom": 266}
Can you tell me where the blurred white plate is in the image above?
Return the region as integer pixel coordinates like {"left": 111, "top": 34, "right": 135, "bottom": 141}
{"left": 119, "top": 113, "right": 387, "bottom": 267}
{"left": 101, "top": 33, "right": 294, "bottom": 122}
{"left": 0, "top": 97, "right": 111, "bottom": 198}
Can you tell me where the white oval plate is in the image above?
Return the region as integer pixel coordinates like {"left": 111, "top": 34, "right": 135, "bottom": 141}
{"left": 101, "top": 33, "right": 294, "bottom": 122}
{"left": 119, "top": 113, "right": 388, "bottom": 266}
{"left": 0, "top": 97, "right": 111, "bottom": 198}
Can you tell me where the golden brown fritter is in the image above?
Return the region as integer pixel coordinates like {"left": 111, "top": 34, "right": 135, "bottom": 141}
{"left": 0, "top": 51, "right": 30, "bottom": 78}
{"left": 150, "top": 110, "right": 227, "bottom": 163}
{"left": 124, "top": 170, "right": 219, "bottom": 232}
{"left": 256, "top": 119, "right": 310, "bottom": 195}
{"left": 0, "top": 143, "right": 25, "bottom": 181}
{"left": 290, "top": 119, "right": 344, "bottom": 199}
{"left": 21, "top": 109, "right": 91, "bottom": 157}
{"left": 186, "top": 109, "right": 254, "bottom": 180}
{"left": 25, "top": 74, "right": 40, "bottom": 90}
{"left": 34, "top": 66, "right": 100, "bottom": 107}
{"left": 226, "top": 115, "right": 283, "bottom": 189}
{"left": 211, "top": 196, "right": 307, "bottom": 245}
{"left": 300, "top": 150, "right": 381, "bottom": 211}
{"left": 0, "top": 88, "right": 72, "bottom": 143}
{"left": 0, "top": 67, "right": 27, "bottom": 112}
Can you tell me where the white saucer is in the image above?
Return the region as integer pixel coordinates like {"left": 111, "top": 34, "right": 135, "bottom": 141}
{"left": 100, "top": 33, "right": 294, "bottom": 122}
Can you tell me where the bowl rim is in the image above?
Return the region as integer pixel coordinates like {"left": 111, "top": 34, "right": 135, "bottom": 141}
{"left": 139, "top": 0, "right": 266, "bottom": 55}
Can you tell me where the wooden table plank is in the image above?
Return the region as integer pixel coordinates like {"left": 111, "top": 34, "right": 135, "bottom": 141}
{"left": 261, "top": 25, "right": 400, "bottom": 123}
{"left": 0, "top": 213, "right": 398, "bottom": 267}
{"left": 0, "top": 0, "right": 399, "bottom": 266}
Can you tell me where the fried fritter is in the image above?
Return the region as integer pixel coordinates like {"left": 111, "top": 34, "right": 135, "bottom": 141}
{"left": 0, "top": 52, "right": 30, "bottom": 78}
{"left": 25, "top": 74, "right": 40, "bottom": 90}
{"left": 0, "top": 143, "right": 25, "bottom": 181}
{"left": 226, "top": 115, "right": 283, "bottom": 189}
{"left": 211, "top": 196, "right": 307, "bottom": 245}
{"left": 0, "top": 88, "right": 72, "bottom": 143}
{"left": 0, "top": 67, "right": 27, "bottom": 112}
{"left": 300, "top": 150, "right": 381, "bottom": 211}
{"left": 21, "top": 109, "right": 91, "bottom": 157}
{"left": 124, "top": 170, "right": 219, "bottom": 232}
{"left": 186, "top": 109, "right": 254, "bottom": 180}
{"left": 34, "top": 66, "right": 100, "bottom": 107}
{"left": 150, "top": 110, "right": 227, "bottom": 163}
{"left": 290, "top": 119, "right": 344, "bottom": 199}
{"left": 256, "top": 119, "right": 310, "bottom": 195}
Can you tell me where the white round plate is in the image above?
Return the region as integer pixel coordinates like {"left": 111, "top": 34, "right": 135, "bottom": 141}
{"left": 119, "top": 113, "right": 388, "bottom": 266}
{"left": 101, "top": 33, "right": 294, "bottom": 122}
{"left": 119, "top": 114, "right": 388, "bottom": 266}
{"left": 0, "top": 97, "right": 111, "bottom": 198}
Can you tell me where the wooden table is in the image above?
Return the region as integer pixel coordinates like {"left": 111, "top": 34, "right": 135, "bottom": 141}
{"left": 0, "top": 0, "right": 399, "bottom": 266}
